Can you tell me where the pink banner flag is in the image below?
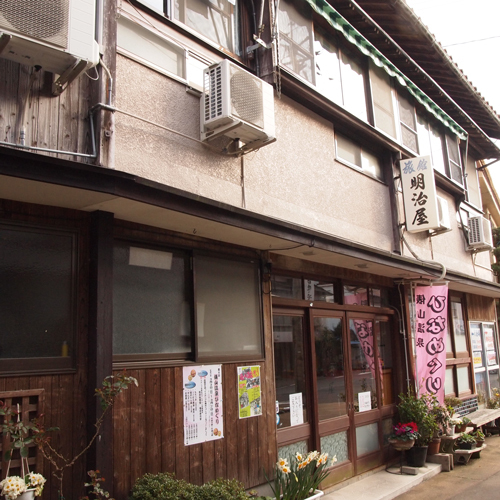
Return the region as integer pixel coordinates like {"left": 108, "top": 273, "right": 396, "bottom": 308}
{"left": 414, "top": 285, "right": 448, "bottom": 404}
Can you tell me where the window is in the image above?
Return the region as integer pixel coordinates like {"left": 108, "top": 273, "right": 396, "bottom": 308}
{"left": 335, "top": 134, "right": 383, "bottom": 181}
{"left": 445, "top": 295, "right": 472, "bottom": 397}
{"left": 464, "top": 155, "right": 481, "bottom": 207}
{"left": 174, "top": 0, "right": 238, "bottom": 53}
{"left": 278, "top": 0, "right": 314, "bottom": 83}
{"left": 314, "top": 27, "right": 367, "bottom": 121}
{"left": 470, "top": 322, "right": 500, "bottom": 406}
{"left": 0, "top": 223, "right": 76, "bottom": 373}
{"left": 370, "top": 62, "right": 397, "bottom": 139}
{"left": 445, "top": 134, "right": 464, "bottom": 185}
{"left": 344, "top": 285, "right": 388, "bottom": 307}
{"left": 398, "top": 94, "right": 418, "bottom": 153}
{"left": 278, "top": 1, "right": 367, "bottom": 121}
{"left": 416, "top": 115, "right": 447, "bottom": 175}
{"left": 137, "top": 0, "right": 240, "bottom": 55}
{"left": 117, "top": 16, "right": 185, "bottom": 79}
{"left": 113, "top": 242, "right": 262, "bottom": 362}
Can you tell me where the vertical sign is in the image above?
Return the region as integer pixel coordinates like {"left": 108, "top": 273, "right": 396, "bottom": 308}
{"left": 400, "top": 155, "right": 440, "bottom": 233}
{"left": 183, "top": 364, "right": 223, "bottom": 445}
{"left": 238, "top": 366, "right": 262, "bottom": 418}
{"left": 414, "top": 285, "right": 448, "bottom": 403}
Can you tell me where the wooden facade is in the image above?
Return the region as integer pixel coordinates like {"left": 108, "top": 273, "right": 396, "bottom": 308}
{"left": 1, "top": 0, "right": 500, "bottom": 498}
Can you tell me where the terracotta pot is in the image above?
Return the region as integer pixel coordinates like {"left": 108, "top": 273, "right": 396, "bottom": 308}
{"left": 427, "top": 438, "right": 441, "bottom": 455}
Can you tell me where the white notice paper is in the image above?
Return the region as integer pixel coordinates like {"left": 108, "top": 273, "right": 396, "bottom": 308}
{"left": 358, "top": 391, "right": 372, "bottom": 413}
{"left": 290, "top": 393, "right": 304, "bottom": 426}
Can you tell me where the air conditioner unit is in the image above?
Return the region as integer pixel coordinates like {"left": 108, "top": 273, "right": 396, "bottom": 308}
{"left": 468, "top": 215, "right": 493, "bottom": 251}
{"left": 201, "top": 59, "right": 275, "bottom": 151}
{"left": 0, "top": 0, "right": 99, "bottom": 93}
{"left": 433, "top": 195, "right": 452, "bottom": 232}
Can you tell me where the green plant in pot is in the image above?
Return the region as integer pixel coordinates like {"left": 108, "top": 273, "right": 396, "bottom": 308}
{"left": 396, "top": 392, "right": 439, "bottom": 447}
{"left": 396, "top": 392, "right": 439, "bottom": 467}
{"left": 456, "top": 432, "right": 476, "bottom": 450}
{"left": 472, "top": 429, "right": 485, "bottom": 446}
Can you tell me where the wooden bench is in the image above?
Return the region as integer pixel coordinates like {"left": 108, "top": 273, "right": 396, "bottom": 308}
{"left": 466, "top": 408, "right": 500, "bottom": 431}
{"left": 453, "top": 443, "right": 487, "bottom": 465}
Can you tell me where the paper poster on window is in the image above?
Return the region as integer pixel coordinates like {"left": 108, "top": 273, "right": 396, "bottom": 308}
{"left": 473, "top": 351, "right": 483, "bottom": 368}
{"left": 470, "top": 324, "right": 482, "bottom": 351}
{"left": 289, "top": 393, "right": 304, "bottom": 426}
{"left": 414, "top": 285, "right": 448, "bottom": 404}
{"left": 358, "top": 391, "right": 372, "bottom": 412}
{"left": 488, "top": 351, "right": 498, "bottom": 366}
{"left": 183, "top": 364, "right": 223, "bottom": 446}
{"left": 238, "top": 366, "right": 262, "bottom": 419}
{"left": 485, "top": 327, "right": 495, "bottom": 351}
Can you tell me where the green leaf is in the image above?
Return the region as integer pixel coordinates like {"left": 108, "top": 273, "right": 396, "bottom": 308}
{"left": 20, "top": 446, "right": 29, "bottom": 458}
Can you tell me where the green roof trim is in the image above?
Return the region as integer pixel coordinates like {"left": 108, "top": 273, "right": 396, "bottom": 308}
{"left": 301, "top": 0, "right": 468, "bottom": 140}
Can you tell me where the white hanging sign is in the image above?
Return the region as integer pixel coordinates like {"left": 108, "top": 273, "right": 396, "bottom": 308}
{"left": 400, "top": 155, "right": 440, "bottom": 233}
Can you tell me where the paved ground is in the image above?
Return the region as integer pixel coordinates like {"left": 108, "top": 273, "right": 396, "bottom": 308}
{"left": 394, "top": 434, "right": 500, "bottom": 499}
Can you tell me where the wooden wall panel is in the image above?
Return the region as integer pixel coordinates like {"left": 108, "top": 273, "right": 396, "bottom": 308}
{"left": 466, "top": 294, "right": 497, "bottom": 322}
{"left": 0, "top": 58, "right": 94, "bottom": 159}
{"left": 112, "top": 358, "right": 277, "bottom": 499}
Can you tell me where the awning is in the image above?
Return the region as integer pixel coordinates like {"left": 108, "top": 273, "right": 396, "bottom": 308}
{"left": 301, "top": 0, "right": 468, "bottom": 140}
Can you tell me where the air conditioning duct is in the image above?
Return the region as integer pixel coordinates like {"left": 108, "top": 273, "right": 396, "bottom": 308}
{"left": 0, "top": 0, "right": 100, "bottom": 93}
{"left": 468, "top": 215, "right": 493, "bottom": 251}
{"left": 201, "top": 59, "right": 275, "bottom": 152}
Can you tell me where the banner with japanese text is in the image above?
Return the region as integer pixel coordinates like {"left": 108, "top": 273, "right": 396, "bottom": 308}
{"left": 414, "top": 285, "right": 448, "bottom": 403}
{"left": 183, "top": 364, "right": 223, "bottom": 446}
{"left": 400, "top": 155, "right": 440, "bottom": 233}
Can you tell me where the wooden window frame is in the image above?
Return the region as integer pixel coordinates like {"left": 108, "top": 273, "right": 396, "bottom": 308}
{"left": 0, "top": 222, "right": 78, "bottom": 376}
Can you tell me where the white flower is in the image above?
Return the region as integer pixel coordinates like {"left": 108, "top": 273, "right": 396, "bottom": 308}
{"left": 0, "top": 476, "right": 27, "bottom": 500}
{"left": 26, "top": 473, "right": 46, "bottom": 496}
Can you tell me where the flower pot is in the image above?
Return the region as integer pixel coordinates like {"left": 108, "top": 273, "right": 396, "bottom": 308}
{"left": 274, "top": 490, "right": 324, "bottom": 500}
{"left": 476, "top": 439, "right": 485, "bottom": 448}
{"left": 389, "top": 438, "right": 415, "bottom": 451}
{"left": 457, "top": 442, "right": 476, "bottom": 450}
{"left": 406, "top": 445, "right": 428, "bottom": 467}
{"left": 17, "top": 488, "right": 36, "bottom": 500}
{"left": 455, "top": 424, "right": 467, "bottom": 433}
{"left": 427, "top": 438, "right": 441, "bottom": 456}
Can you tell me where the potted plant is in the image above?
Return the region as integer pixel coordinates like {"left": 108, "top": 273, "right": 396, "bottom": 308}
{"left": 472, "top": 429, "right": 485, "bottom": 447}
{"left": 453, "top": 416, "right": 472, "bottom": 433}
{"left": 0, "top": 403, "right": 46, "bottom": 500}
{"left": 388, "top": 422, "right": 419, "bottom": 451}
{"left": 267, "top": 451, "right": 337, "bottom": 500}
{"left": 396, "top": 392, "right": 439, "bottom": 467}
{"left": 456, "top": 432, "right": 476, "bottom": 450}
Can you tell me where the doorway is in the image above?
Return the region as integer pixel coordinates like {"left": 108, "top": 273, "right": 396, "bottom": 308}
{"left": 273, "top": 307, "right": 396, "bottom": 482}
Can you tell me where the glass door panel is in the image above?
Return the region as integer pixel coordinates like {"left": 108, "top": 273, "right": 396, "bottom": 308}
{"left": 313, "top": 316, "right": 347, "bottom": 420}
{"left": 378, "top": 320, "right": 394, "bottom": 406}
{"left": 273, "top": 314, "right": 308, "bottom": 428}
{"left": 349, "top": 319, "right": 378, "bottom": 412}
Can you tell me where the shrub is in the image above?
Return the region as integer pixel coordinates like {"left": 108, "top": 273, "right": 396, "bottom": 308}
{"left": 130, "top": 473, "right": 249, "bottom": 500}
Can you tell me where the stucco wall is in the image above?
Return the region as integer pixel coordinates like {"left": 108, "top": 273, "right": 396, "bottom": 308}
{"left": 114, "top": 54, "right": 394, "bottom": 251}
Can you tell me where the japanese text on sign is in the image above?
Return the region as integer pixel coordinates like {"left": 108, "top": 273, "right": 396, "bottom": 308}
{"left": 183, "top": 365, "right": 223, "bottom": 446}
{"left": 400, "top": 155, "right": 440, "bottom": 233}
{"left": 415, "top": 285, "right": 448, "bottom": 404}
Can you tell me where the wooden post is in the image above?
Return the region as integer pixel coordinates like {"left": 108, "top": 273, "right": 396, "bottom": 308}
{"left": 87, "top": 210, "right": 114, "bottom": 492}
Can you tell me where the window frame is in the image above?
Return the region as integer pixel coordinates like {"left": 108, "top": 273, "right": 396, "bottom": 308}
{"left": 136, "top": 0, "right": 242, "bottom": 57}
{"left": 0, "top": 221, "right": 79, "bottom": 375}
{"left": 335, "top": 133, "right": 384, "bottom": 182}
{"left": 112, "top": 240, "right": 264, "bottom": 367}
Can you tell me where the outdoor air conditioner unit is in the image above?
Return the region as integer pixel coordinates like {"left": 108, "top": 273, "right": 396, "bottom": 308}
{"left": 201, "top": 59, "right": 275, "bottom": 152}
{"left": 432, "top": 195, "right": 452, "bottom": 232}
{"left": 468, "top": 215, "right": 493, "bottom": 251}
{"left": 0, "top": 0, "right": 100, "bottom": 94}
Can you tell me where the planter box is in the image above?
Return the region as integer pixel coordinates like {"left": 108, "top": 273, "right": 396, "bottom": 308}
{"left": 275, "top": 490, "right": 324, "bottom": 500}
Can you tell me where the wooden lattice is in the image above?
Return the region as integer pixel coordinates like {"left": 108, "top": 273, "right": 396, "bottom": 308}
{"left": 0, "top": 389, "right": 44, "bottom": 479}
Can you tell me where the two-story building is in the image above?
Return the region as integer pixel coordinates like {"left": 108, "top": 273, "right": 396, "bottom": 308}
{"left": 1, "top": 0, "right": 500, "bottom": 497}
